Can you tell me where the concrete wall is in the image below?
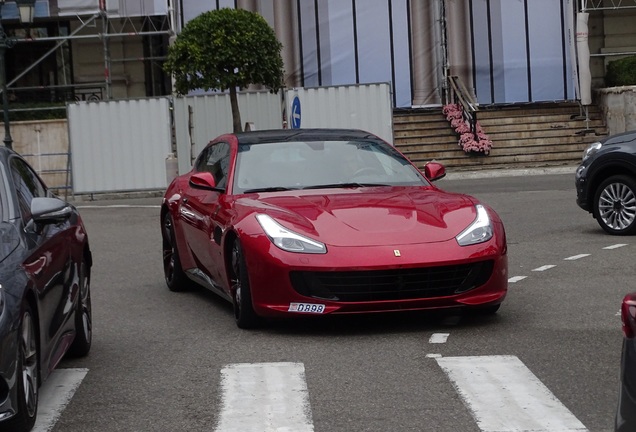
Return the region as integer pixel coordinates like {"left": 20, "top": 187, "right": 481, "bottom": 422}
{"left": 597, "top": 86, "right": 636, "bottom": 135}
{"left": 10, "top": 120, "right": 71, "bottom": 193}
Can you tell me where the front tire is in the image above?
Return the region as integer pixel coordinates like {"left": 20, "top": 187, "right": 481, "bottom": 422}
{"left": 68, "top": 259, "right": 92, "bottom": 357}
{"left": 231, "top": 241, "right": 260, "bottom": 329}
{"left": 162, "top": 213, "right": 191, "bottom": 291}
{"left": 593, "top": 175, "right": 636, "bottom": 235}
{"left": 0, "top": 305, "right": 39, "bottom": 432}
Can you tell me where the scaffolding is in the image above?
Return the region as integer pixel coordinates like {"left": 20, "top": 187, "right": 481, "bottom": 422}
{"left": 3, "top": 0, "right": 177, "bottom": 102}
{"left": 580, "top": 0, "right": 636, "bottom": 10}
{"left": 580, "top": 0, "right": 636, "bottom": 59}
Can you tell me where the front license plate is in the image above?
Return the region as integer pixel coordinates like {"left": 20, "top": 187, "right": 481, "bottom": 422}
{"left": 288, "top": 303, "right": 326, "bottom": 314}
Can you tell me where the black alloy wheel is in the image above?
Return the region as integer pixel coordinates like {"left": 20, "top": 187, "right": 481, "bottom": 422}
{"left": 0, "top": 304, "right": 39, "bottom": 432}
{"left": 68, "top": 259, "right": 92, "bottom": 357}
{"left": 162, "top": 213, "right": 190, "bottom": 291}
{"left": 593, "top": 175, "right": 636, "bottom": 235}
{"left": 231, "top": 241, "right": 260, "bottom": 329}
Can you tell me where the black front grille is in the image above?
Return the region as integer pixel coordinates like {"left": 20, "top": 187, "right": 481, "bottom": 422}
{"left": 290, "top": 261, "right": 494, "bottom": 302}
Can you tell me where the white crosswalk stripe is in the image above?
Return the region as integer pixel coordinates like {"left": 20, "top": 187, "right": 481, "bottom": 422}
{"left": 33, "top": 368, "right": 88, "bottom": 432}
{"left": 436, "top": 355, "right": 588, "bottom": 432}
{"left": 215, "top": 362, "right": 314, "bottom": 432}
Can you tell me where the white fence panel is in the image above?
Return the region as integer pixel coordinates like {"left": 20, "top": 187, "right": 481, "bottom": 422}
{"left": 68, "top": 98, "right": 172, "bottom": 194}
{"left": 172, "top": 91, "right": 283, "bottom": 174}
{"left": 173, "top": 84, "right": 394, "bottom": 174}
{"left": 284, "top": 83, "right": 394, "bottom": 144}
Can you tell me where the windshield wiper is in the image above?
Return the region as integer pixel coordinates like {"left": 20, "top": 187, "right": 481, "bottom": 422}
{"left": 243, "top": 186, "right": 297, "bottom": 193}
{"left": 302, "top": 183, "right": 389, "bottom": 190}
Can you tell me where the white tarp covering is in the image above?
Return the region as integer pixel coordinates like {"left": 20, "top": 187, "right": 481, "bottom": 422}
{"left": 471, "top": 0, "right": 575, "bottom": 104}
{"left": 576, "top": 12, "right": 592, "bottom": 106}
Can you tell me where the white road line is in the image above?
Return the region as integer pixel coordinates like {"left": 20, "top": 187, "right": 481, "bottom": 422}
{"left": 508, "top": 276, "right": 527, "bottom": 283}
{"left": 426, "top": 353, "right": 442, "bottom": 358}
{"left": 215, "top": 362, "right": 314, "bottom": 432}
{"left": 533, "top": 265, "right": 556, "bottom": 272}
{"left": 33, "top": 368, "right": 89, "bottom": 432}
{"left": 564, "top": 254, "right": 590, "bottom": 261}
{"left": 436, "top": 356, "right": 588, "bottom": 432}
{"left": 604, "top": 244, "right": 628, "bottom": 250}
{"left": 429, "top": 333, "right": 450, "bottom": 344}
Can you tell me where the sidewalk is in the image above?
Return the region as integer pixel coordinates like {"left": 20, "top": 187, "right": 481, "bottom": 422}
{"left": 443, "top": 165, "right": 576, "bottom": 180}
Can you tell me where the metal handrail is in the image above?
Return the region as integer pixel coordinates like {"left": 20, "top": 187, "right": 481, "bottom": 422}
{"left": 447, "top": 75, "right": 478, "bottom": 137}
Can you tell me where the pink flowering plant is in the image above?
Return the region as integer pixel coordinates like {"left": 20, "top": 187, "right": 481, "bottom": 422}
{"left": 442, "top": 103, "right": 492, "bottom": 155}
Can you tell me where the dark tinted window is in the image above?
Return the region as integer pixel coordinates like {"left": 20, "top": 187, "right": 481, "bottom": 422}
{"left": 10, "top": 157, "right": 47, "bottom": 221}
{"left": 195, "top": 142, "right": 230, "bottom": 189}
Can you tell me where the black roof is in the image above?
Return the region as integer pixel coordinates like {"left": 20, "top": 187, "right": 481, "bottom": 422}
{"left": 234, "top": 128, "right": 381, "bottom": 145}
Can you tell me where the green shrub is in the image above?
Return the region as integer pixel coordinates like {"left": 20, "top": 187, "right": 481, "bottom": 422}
{"left": 606, "top": 55, "right": 636, "bottom": 87}
{"left": 3, "top": 102, "right": 67, "bottom": 122}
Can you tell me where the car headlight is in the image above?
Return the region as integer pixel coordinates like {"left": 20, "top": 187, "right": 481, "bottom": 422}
{"left": 256, "top": 214, "right": 327, "bottom": 254}
{"left": 456, "top": 205, "right": 493, "bottom": 246}
{"left": 582, "top": 142, "right": 602, "bottom": 162}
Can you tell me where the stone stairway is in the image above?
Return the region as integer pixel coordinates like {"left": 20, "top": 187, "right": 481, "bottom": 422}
{"left": 393, "top": 102, "right": 608, "bottom": 171}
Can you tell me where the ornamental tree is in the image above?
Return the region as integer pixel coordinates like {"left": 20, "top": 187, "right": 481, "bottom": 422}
{"left": 164, "top": 8, "right": 284, "bottom": 132}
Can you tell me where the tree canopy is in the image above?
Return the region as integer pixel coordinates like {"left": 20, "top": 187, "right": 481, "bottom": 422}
{"left": 164, "top": 8, "right": 285, "bottom": 131}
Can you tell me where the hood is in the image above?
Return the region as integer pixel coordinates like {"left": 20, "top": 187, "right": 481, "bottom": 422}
{"left": 238, "top": 187, "right": 478, "bottom": 247}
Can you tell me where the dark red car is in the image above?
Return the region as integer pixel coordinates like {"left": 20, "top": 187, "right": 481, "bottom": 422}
{"left": 616, "top": 292, "right": 636, "bottom": 431}
{"left": 161, "top": 129, "right": 508, "bottom": 328}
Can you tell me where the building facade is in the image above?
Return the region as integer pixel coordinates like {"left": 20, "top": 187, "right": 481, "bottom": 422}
{"left": 2, "top": 0, "right": 635, "bottom": 112}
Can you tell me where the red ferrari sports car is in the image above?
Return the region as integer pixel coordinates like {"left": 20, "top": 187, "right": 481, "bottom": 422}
{"left": 161, "top": 129, "right": 507, "bottom": 328}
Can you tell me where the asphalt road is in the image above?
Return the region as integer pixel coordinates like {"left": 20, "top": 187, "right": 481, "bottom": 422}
{"left": 48, "top": 171, "right": 625, "bottom": 432}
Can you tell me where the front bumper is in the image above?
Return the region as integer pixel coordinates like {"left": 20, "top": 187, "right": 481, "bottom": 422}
{"left": 243, "top": 236, "right": 508, "bottom": 318}
{"left": 575, "top": 164, "right": 591, "bottom": 212}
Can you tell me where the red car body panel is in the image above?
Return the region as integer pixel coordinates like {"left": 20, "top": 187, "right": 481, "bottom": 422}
{"left": 162, "top": 129, "right": 508, "bottom": 321}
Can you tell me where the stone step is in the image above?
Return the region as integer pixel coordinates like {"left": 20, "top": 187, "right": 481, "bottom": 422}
{"left": 392, "top": 103, "right": 608, "bottom": 170}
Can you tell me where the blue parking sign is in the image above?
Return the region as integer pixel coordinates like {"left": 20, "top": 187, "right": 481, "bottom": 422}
{"left": 291, "top": 96, "right": 301, "bottom": 129}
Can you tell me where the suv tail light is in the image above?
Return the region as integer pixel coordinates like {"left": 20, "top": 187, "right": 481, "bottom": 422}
{"left": 621, "top": 293, "right": 636, "bottom": 338}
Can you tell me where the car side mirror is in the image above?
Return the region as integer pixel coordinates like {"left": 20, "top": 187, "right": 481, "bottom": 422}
{"left": 423, "top": 162, "right": 446, "bottom": 182}
{"left": 25, "top": 197, "right": 73, "bottom": 233}
{"left": 31, "top": 197, "right": 72, "bottom": 223}
{"left": 189, "top": 172, "right": 224, "bottom": 192}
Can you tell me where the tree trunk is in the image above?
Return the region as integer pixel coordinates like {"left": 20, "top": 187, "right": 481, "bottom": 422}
{"left": 229, "top": 86, "right": 242, "bottom": 133}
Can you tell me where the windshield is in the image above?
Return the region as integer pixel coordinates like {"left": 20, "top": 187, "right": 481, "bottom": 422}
{"left": 233, "top": 139, "right": 429, "bottom": 194}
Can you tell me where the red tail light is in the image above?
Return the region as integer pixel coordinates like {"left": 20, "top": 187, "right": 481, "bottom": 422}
{"left": 621, "top": 293, "right": 636, "bottom": 338}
